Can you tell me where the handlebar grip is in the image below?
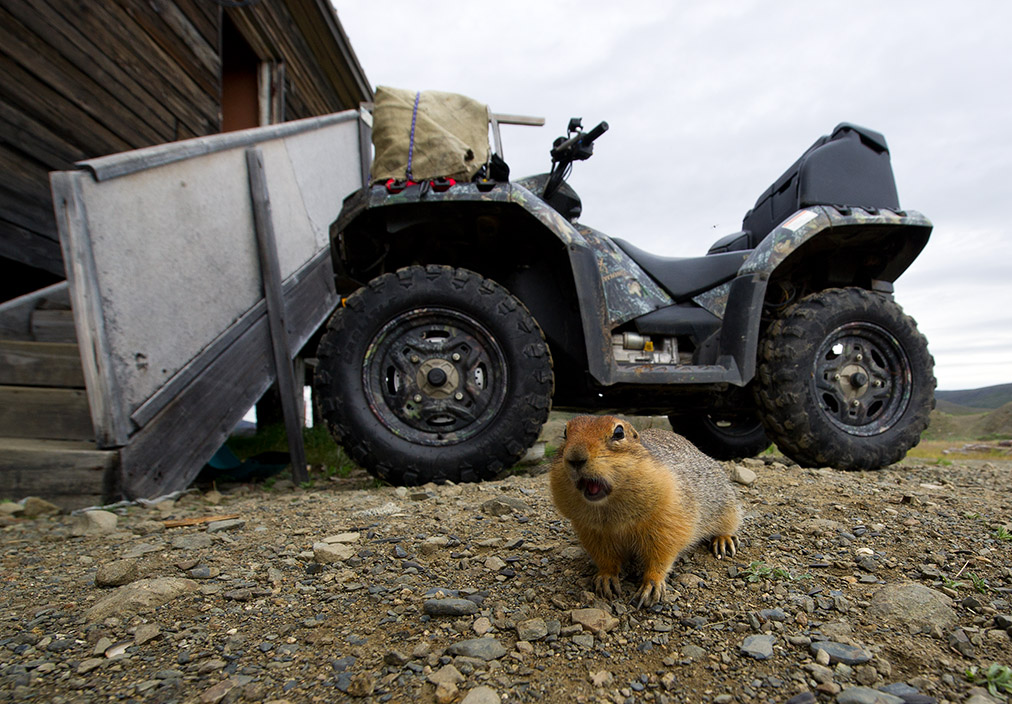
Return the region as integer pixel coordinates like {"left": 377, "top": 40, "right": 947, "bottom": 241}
{"left": 583, "top": 121, "right": 609, "bottom": 144}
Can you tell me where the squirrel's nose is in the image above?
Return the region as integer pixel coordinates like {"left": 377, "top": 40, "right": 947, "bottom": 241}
{"left": 565, "top": 449, "right": 588, "bottom": 472}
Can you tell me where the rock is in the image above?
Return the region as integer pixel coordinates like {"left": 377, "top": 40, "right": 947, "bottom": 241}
{"left": 835, "top": 686, "right": 904, "bottom": 704}
{"left": 484, "top": 555, "right": 507, "bottom": 571}
{"left": 741, "top": 634, "right": 776, "bottom": 660}
{"left": 516, "top": 618, "right": 548, "bottom": 641}
{"left": 800, "top": 518, "right": 846, "bottom": 535}
{"left": 0, "top": 501, "right": 23, "bottom": 517}
{"left": 786, "top": 693, "right": 817, "bottom": 704}
{"left": 570, "top": 608, "right": 618, "bottom": 634}
{"left": 731, "top": 465, "right": 757, "bottom": 486}
{"left": 810, "top": 641, "right": 872, "bottom": 666}
{"left": 346, "top": 673, "right": 375, "bottom": 697}
{"left": 867, "top": 583, "right": 957, "bottom": 632}
{"left": 85, "top": 577, "right": 198, "bottom": 622}
{"left": 206, "top": 518, "right": 244, "bottom": 533}
{"left": 447, "top": 638, "right": 507, "bottom": 661}
{"left": 21, "top": 497, "right": 61, "bottom": 518}
{"left": 481, "top": 497, "right": 528, "bottom": 516}
{"left": 473, "top": 616, "right": 492, "bottom": 635}
{"left": 589, "top": 670, "right": 613, "bottom": 687}
{"left": 313, "top": 542, "right": 354, "bottom": 563}
{"left": 70, "top": 510, "right": 118, "bottom": 535}
{"left": 461, "top": 686, "right": 501, "bottom": 704}
{"left": 435, "top": 681, "right": 459, "bottom": 704}
{"left": 95, "top": 559, "right": 139, "bottom": 587}
{"left": 681, "top": 644, "right": 707, "bottom": 661}
{"left": 947, "top": 628, "right": 975, "bottom": 657}
{"left": 134, "top": 624, "right": 161, "bottom": 645}
{"left": 323, "top": 532, "right": 360, "bottom": 543}
{"left": 171, "top": 533, "right": 212, "bottom": 550}
{"left": 424, "top": 598, "right": 478, "bottom": 617}
{"left": 428, "top": 664, "right": 465, "bottom": 687}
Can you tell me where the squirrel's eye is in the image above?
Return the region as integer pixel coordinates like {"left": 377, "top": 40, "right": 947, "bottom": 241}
{"left": 612, "top": 425, "right": 625, "bottom": 440}
{"left": 562, "top": 427, "right": 567, "bottom": 441}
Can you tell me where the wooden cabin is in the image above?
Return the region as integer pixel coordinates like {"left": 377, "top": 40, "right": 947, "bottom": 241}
{"left": 0, "top": 0, "right": 372, "bottom": 507}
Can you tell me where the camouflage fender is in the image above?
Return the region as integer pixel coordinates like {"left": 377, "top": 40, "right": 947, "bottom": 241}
{"left": 693, "top": 205, "right": 932, "bottom": 385}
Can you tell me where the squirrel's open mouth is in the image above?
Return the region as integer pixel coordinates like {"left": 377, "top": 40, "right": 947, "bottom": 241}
{"left": 576, "top": 477, "right": 612, "bottom": 502}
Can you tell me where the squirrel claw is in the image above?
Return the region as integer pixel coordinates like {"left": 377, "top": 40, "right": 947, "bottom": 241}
{"left": 711, "top": 534, "right": 739, "bottom": 559}
{"left": 593, "top": 574, "right": 622, "bottom": 600}
{"left": 634, "top": 579, "right": 666, "bottom": 608}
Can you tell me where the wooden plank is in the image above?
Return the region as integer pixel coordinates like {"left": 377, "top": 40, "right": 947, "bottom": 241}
{"left": 0, "top": 340, "right": 85, "bottom": 388}
{"left": 46, "top": 1, "right": 218, "bottom": 140}
{"left": 0, "top": 9, "right": 166, "bottom": 148}
{"left": 0, "top": 54, "right": 132, "bottom": 158}
{"left": 246, "top": 147, "right": 308, "bottom": 485}
{"left": 3, "top": 0, "right": 177, "bottom": 141}
{"left": 0, "top": 437, "right": 118, "bottom": 508}
{"left": 30, "top": 309, "right": 77, "bottom": 343}
{"left": 51, "top": 171, "right": 132, "bottom": 447}
{"left": 0, "top": 99, "right": 89, "bottom": 170}
{"left": 112, "top": 0, "right": 218, "bottom": 98}
{"left": 0, "top": 219, "right": 64, "bottom": 276}
{"left": 0, "top": 386, "right": 93, "bottom": 440}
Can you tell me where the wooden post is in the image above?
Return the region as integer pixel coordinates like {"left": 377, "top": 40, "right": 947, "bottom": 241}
{"left": 245, "top": 147, "right": 308, "bottom": 484}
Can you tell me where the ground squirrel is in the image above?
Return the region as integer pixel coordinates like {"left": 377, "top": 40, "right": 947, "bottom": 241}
{"left": 550, "top": 415, "right": 742, "bottom": 607}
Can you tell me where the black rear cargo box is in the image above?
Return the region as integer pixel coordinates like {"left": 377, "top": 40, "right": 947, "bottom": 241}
{"left": 740, "top": 123, "right": 900, "bottom": 247}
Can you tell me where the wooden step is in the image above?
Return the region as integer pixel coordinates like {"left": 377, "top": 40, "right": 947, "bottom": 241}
{"left": 30, "top": 308, "right": 77, "bottom": 343}
{"left": 0, "top": 386, "right": 94, "bottom": 440}
{"left": 0, "top": 340, "right": 85, "bottom": 388}
{"left": 0, "top": 437, "right": 118, "bottom": 510}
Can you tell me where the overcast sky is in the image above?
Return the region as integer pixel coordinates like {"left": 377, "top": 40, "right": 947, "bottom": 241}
{"left": 334, "top": 1, "right": 1011, "bottom": 392}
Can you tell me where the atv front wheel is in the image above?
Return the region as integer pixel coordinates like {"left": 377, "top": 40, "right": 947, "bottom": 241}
{"left": 754, "top": 287, "right": 934, "bottom": 470}
{"left": 314, "top": 265, "right": 554, "bottom": 485}
{"left": 667, "top": 412, "right": 771, "bottom": 460}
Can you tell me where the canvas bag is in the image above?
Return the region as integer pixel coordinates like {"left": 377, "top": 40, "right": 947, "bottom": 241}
{"left": 371, "top": 86, "right": 490, "bottom": 182}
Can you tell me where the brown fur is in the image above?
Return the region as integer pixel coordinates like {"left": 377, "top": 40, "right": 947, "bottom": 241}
{"left": 549, "top": 415, "right": 742, "bottom": 607}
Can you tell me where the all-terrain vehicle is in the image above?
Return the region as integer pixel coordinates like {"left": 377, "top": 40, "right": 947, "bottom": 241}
{"left": 314, "top": 89, "right": 934, "bottom": 485}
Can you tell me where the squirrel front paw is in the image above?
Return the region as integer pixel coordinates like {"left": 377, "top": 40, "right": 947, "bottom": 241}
{"left": 593, "top": 573, "right": 622, "bottom": 600}
{"left": 634, "top": 577, "right": 666, "bottom": 608}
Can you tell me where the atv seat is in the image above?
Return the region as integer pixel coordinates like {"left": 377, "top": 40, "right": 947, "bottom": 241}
{"left": 612, "top": 238, "right": 749, "bottom": 301}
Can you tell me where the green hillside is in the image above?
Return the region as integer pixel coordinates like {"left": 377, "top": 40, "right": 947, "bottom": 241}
{"left": 935, "top": 383, "right": 1012, "bottom": 410}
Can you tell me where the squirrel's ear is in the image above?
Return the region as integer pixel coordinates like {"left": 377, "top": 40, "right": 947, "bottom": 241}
{"left": 611, "top": 424, "right": 625, "bottom": 441}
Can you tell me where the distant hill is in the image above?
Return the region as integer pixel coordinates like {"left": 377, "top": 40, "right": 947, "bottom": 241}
{"left": 935, "top": 383, "right": 1012, "bottom": 411}
{"left": 924, "top": 400, "right": 1012, "bottom": 441}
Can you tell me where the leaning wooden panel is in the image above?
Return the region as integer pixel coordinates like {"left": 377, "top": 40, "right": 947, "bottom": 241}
{"left": 51, "top": 110, "right": 366, "bottom": 497}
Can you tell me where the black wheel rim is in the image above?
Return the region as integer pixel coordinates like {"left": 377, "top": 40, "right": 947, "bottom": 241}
{"left": 363, "top": 307, "right": 509, "bottom": 446}
{"left": 811, "top": 321, "right": 912, "bottom": 437}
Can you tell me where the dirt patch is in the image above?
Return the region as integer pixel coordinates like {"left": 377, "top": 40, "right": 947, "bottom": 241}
{"left": 1, "top": 451, "right": 1010, "bottom": 703}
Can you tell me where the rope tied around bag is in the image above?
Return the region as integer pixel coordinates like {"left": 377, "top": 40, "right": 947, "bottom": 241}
{"left": 405, "top": 91, "right": 421, "bottom": 181}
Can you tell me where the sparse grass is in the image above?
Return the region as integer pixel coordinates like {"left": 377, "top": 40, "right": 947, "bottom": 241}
{"left": 968, "top": 572, "right": 992, "bottom": 594}
{"left": 941, "top": 575, "right": 966, "bottom": 591}
{"left": 965, "top": 663, "right": 1012, "bottom": 698}
{"left": 904, "top": 440, "right": 1011, "bottom": 462}
{"left": 227, "top": 423, "right": 358, "bottom": 479}
{"left": 996, "top": 526, "right": 1012, "bottom": 542}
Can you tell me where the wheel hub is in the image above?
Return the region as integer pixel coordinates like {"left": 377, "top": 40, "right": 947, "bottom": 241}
{"left": 417, "top": 359, "right": 458, "bottom": 399}
{"left": 362, "top": 308, "right": 508, "bottom": 446}
{"left": 813, "top": 322, "right": 912, "bottom": 436}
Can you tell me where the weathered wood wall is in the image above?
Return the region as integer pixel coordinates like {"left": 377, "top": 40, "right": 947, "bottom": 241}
{"left": 0, "top": 0, "right": 369, "bottom": 295}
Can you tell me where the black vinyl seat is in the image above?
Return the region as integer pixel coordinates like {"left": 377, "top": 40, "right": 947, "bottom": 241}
{"left": 612, "top": 238, "right": 749, "bottom": 301}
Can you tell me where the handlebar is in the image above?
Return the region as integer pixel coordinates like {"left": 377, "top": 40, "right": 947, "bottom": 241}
{"left": 550, "top": 120, "right": 609, "bottom": 162}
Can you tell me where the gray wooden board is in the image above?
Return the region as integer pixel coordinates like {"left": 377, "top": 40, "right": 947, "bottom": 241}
{"left": 0, "top": 386, "right": 93, "bottom": 440}
{"left": 0, "top": 438, "right": 118, "bottom": 507}
{"left": 0, "top": 340, "right": 85, "bottom": 388}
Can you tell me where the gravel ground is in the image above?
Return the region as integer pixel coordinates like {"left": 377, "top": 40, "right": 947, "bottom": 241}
{"left": 1, "top": 429, "right": 1011, "bottom": 704}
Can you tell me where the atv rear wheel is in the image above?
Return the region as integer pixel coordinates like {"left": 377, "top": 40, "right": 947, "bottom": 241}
{"left": 667, "top": 412, "right": 771, "bottom": 460}
{"left": 754, "top": 287, "right": 935, "bottom": 470}
{"left": 314, "top": 265, "right": 554, "bottom": 485}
